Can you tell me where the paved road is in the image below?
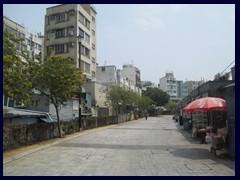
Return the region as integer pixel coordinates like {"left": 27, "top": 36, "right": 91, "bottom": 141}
{"left": 3, "top": 115, "right": 235, "bottom": 176}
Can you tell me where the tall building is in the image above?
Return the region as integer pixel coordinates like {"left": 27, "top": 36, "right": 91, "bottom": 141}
{"left": 159, "top": 72, "right": 178, "bottom": 103}
{"left": 3, "top": 16, "right": 43, "bottom": 62}
{"left": 121, "top": 64, "right": 141, "bottom": 88}
{"left": 44, "top": 4, "right": 97, "bottom": 81}
{"left": 3, "top": 16, "right": 44, "bottom": 107}
{"left": 177, "top": 80, "right": 188, "bottom": 101}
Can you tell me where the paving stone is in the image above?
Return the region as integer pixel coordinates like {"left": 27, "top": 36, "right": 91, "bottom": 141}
{"left": 3, "top": 116, "right": 235, "bottom": 176}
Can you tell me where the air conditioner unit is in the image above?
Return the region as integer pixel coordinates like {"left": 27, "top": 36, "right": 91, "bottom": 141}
{"left": 69, "top": 42, "right": 74, "bottom": 47}
{"left": 68, "top": 31, "right": 74, "bottom": 36}
{"left": 69, "top": 10, "right": 75, "bottom": 15}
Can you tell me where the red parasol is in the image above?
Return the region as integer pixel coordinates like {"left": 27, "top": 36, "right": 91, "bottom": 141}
{"left": 182, "top": 97, "right": 226, "bottom": 113}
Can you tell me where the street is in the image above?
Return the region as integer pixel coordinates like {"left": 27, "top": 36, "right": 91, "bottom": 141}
{"left": 3, "top": 115, "right": 235, "bottom": 176}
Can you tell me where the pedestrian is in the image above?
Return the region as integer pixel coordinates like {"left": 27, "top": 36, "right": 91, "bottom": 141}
{"left": 198, "top": 128, "right": 207, "bottom": 144}
{"left": 145, "top": 113, "right": 148, "bottom": 120}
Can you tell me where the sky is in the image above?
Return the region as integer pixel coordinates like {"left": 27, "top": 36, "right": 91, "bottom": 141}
{"left": 3, "top": 4, "right": 235, "bottom": 84}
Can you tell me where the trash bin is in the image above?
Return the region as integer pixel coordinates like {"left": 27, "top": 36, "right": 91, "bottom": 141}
{"left": 183, "top": 118, "right": 189, "bottom": 130}
{"left": 179, "top": 115, "right": 183, "bottom": 126}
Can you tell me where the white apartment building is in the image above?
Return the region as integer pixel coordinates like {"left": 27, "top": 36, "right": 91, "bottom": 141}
{"left": 121, "top": 64, "right": 141, "bottom": 88}
{"left": 3, "top": 16, "right": 43, "bottom": 62}
{"left": 96, "top": 65, "right": 118, "bottom": 85}
{"left": 159, "top": 72, "right": 178, "bottom": 103}
{"left": 44, "top": 4, "right": 97, "bottom": 81}
{"left": 3, "top": 16, "right": 43, "bottom": 107}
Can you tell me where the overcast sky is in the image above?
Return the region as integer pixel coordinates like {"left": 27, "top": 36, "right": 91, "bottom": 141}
{"left": 3, "top": 4, "right": 235, "bottom": 84}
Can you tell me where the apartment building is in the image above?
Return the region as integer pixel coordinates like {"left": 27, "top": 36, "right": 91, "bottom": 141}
{"left": 177, "top": 80, "right": 188, "bottom": 101}
{"left": 159, "top": 72, "right": 178, "bottom": 103}
{"left": 3, "top": 16, "right": 43, "bottom": 62}
{"left": 44, "top": 4, "right": 97, "bottom": 81}
{"left": 3, "top": 16, "right": 43, "bottom": 107}
{"left": 96, "top": 65, "right": 118, "bottom": 85}
{"left": 121, "top": 64, "right": 141, "bottom": 88}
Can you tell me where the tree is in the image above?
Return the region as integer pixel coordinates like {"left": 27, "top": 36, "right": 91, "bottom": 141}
{"left": 142, "top": 87, "right": 169, "bottom": 106}
{"left": 135, "top": 95, "right": 153, "bottom": 111}
{"left": 143, "top": 81, "right": 152, "bottom": 87}
{"left": 166, "top": 102, "right": 177, "bottom": 114}
{"left": 30, "top": 54, "right": 85, "bottom": 137}
{"left": 3, "top": 30, "right": 32, "bottom": 105}
{"left": 105, "top": 86, "right": 137, "bottom": 115}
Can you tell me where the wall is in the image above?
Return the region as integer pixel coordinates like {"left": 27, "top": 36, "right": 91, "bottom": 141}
{"left": 3, "top": 114, "right": 133, "bottom": 151}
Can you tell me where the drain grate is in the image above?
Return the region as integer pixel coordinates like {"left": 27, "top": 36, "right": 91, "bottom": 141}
{"left": 184, "top": 163, "right": 212, "bottom": 171}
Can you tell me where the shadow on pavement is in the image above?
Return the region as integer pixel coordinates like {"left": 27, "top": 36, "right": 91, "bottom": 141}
{"left": 172, "top": 121, "right": 235, "bottom": 171}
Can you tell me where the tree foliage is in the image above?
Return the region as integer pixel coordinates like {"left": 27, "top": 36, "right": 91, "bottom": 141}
{"left": 30, "top": 54, "right": 86, "bottom": 137}
{"left": 135, "top": 95, "right": 153, "bottom": 111}
{"left": 3, "top": 30, "right": 32, "bottom": 105}
{"left": 142, "top": 87, "right": 169, "bottom": 106}
{"left": 166, "top": 102, "right": 177, "bottom": 113}
{"left": 106, "top": 86, "right": 153, "bottom": 116}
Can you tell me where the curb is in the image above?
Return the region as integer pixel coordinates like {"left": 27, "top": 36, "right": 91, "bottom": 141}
{"left": 3, "top": 119, "right": 138, "bottom": 165}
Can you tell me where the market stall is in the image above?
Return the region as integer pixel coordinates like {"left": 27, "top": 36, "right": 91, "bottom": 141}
{"left": 182, "top": 97, "right": 228, "bottom": 153}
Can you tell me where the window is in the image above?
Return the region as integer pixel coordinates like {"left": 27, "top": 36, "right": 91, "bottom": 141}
{"left": 80, "top": 60, "right": 84, "bottom": 68}
{"left": 47, "top": 45, "right": 54, "bottom": 53}
{"left": 92, "top": 16, "right": 95, "bottom": 22}
{"left": 32, "top": 100, "right": 39, "bottom": 107}
{"left": 92, "top": 29, "right": 95, "bottom": 36}
{"left": 85, "top": 47, "right": 90, "bottom": 57}
{"left": 85, "top": 19, "right": 90, "bottom": 29}
{"left": 56, "top": 29, "right": 65, "bottom": 38}
{"left": 79, "top": 12, "right": 84, "bottom": 24}
{"left": 92, "top": 43, "right": 95, "bottom": 50}
{"left": 85, "top": 62, "right": 90, "bottom": 73}
{"left": 79, "top": 28, "right": 84, "bottom": 38}
{"left": 66, "top": 43, "right": 69, "bottom": 52}
{"left": 56, "top": 13, "right": 65, "bottom": 22}
{"left": 38, "top": 45, "right": 41, "bottom": 50}
{"left": 92, "top": 71, "right": 96, "bottom": 77}
{"left": 92, "top": 57, "right": 95, "bottom": 63}
{"left": 85, "top": 33, "right": 90, "bottom": 44}
{"left": 81, "top": 45, "right": 84, "bottom": 55}
{"left": 102, "top": 67, "right": 105, "bottom": 71}
{"left": 55, "top": 44, "right": 65, "bottom": 53}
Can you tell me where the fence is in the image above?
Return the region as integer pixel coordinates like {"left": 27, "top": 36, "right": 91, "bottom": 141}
{"left": 3, "top": 114, "right": 133, "bottom": 151}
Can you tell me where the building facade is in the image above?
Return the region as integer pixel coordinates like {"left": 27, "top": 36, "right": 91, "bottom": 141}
{"left": 44, "top": 4, "right": 97, "bottom": 81}
{"left": 177, "top": 80, "right": 188, "bottom": 101}
{"left": 96, "top": 65, "right": 118, "bottom": 85}
{"left": 159, "top": 72, "right": 178, "bottom": 103}
{"left": 121, "top": 64, "right": 141, "bottom": 88}
{"left": 3, "top": 16, "right": 44, "bottom": 107}
{"left": 185, "top": 80, "right": 204, "bottom": 94}
{"left": 3, "top": 16, "right": 43, "bottom": 62}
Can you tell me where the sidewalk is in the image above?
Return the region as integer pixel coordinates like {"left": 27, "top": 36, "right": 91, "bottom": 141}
{"left": 3, "top": 123, "right": 122, "bottom": 164}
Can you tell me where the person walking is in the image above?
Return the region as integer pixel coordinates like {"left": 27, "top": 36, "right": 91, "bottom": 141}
{"left": 145, "top": 112, "right": 148, "bottom": 120}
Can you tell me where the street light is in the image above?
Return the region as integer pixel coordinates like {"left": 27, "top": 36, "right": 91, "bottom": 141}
{"left": 77, "top": 34, "right": 83, "bottom": 131}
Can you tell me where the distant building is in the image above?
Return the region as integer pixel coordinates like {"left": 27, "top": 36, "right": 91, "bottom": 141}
{"left": 141, "top": 81, "right": 158, "bottom": 91}
{"left": 177, "top": 80, "right": 188, "bottom": 101}
{"left": 96, "top": 64, "right": 142, "bottom": 95}
{"left": 159, "top": 72, "right": 178, "bottom": 103}
{"left": 96, "top": 65, "right": 118, "bottom": 85}
{"left": 121, "top": 64, "right": 141, "bottom": 88}
{"left": 185, "top": 80, "right": 204, "bottom": 94}
{"left": 3, "top": 16, "right": 44, "bottom": 108}
{"left": 3, "top": 16, "right": 44, "bottom": 62}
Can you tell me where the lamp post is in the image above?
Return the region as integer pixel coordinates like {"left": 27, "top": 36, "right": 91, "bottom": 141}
{"left": 77, "top": 34, "right": 83, "bottom": 131}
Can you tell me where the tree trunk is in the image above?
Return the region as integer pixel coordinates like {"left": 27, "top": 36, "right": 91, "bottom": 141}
{"left": 54, "top": 103, "right": 62, "bottom": 138}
